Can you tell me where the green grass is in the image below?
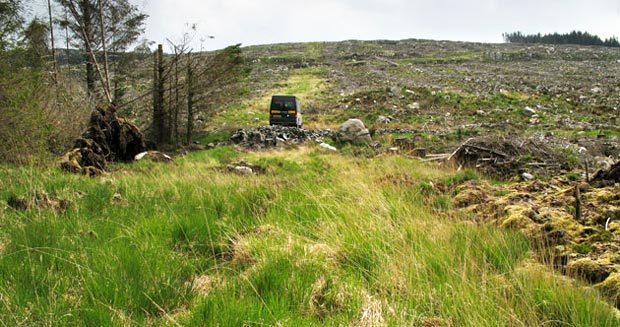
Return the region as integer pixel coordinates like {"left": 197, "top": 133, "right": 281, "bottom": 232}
{"left": 0, "top": 148, "right": 618, "bottom": 326}
{"left": 210, "top": 67, "right": 328, "bottom": 129}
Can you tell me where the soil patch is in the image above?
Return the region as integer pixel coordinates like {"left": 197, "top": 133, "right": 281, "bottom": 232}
{"left": 7, "top": 190, "right": 71, "bottom": 212}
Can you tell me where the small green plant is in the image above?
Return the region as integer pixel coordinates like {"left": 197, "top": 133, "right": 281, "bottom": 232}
{"left": 519, "top": 154, "right": 534, "bottom": 163}
{"left": 573, "top": 243, "right": 594, "bottom": 254}
{"left": 432, "top": 194, "right": 453, "bottom": 210}
{"left": 443, "top": 169, "right": 480, "bottom": 186}
{"left": 194, "top": 130, "right": 235, "bottom": 145}
{"left": 416, "top": 181, "right": 436, "bottom": 196}
{"left": 567, "top": 173, "right": 581, "bottom": 181}
{"left": 206, "top": 145, "right": 239, "bottom": 164}
{"left": 563, "top": 149, "right": 579, "bottom": 165}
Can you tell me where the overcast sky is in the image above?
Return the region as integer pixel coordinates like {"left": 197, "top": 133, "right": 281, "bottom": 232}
{"left": 36, "top": 0, "right": 620, "bottom": 50}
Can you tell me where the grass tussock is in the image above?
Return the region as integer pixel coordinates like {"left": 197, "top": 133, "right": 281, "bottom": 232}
{"left": 0, "top": 146, "right": 618, "bottom": 326}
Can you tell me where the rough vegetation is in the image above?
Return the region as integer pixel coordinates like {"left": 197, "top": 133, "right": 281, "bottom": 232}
{"left": 2, "top": 147, "right": 620, "bottom": 326}
{"left": 3, "top": 36, "right": 620, "bottom": 326}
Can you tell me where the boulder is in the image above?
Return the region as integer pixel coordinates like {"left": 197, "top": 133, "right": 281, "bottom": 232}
{"left": 319, "top": 143, "right": 337, "bottom": 151}
{"left": 334, "top": 119, "right": 372, "bottom": 145}
{"left": 596, "top": 273, "right": 620, "bottom": 307}
{"left": 521, "top": 172, "right": 535, "bottom": 181}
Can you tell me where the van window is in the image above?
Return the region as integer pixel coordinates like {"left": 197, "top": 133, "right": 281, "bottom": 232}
{"left": 272, "top": 101, "right": 284, "bottom": 110}
{"left": 284, "top": 101, "right": 295, "bottom": 109}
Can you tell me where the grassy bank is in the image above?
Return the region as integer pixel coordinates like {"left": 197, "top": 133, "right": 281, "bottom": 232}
{"left": 0, "top": 146, "right": 618, "bottom": 326}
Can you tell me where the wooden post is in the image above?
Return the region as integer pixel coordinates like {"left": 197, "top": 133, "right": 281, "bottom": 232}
{"left": 573, "top": 184, "right": 582, "bottom": 222}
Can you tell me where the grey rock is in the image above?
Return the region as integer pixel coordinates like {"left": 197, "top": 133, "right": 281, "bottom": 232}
{"left": 319, "top": 143, "right": 337, "bottom": 151}
{"left": 521, "top": 172, "right": 535, "bottom": 181}
{"left": 523, "top": 106, "right": 537, "bottom": 116}
{"left": 335, "top": 119, "right": 372, "bottom": 145}
{"left": 229, "top": 126, "right": 333, "bottom": 149}
{"left": 376, "top": 115, "right": 391, "bottom": 124}
{"left": 234, "top": 166, "right": 254, "bottom": 175}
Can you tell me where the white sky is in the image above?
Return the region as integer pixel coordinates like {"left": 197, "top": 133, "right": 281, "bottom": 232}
{"left": 35, "top": 0, "right": 620, "bottom": 51}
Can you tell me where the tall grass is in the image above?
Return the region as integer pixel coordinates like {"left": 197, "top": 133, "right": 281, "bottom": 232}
{"left": 0, "top": 146, "right": 618, "bottom": 326}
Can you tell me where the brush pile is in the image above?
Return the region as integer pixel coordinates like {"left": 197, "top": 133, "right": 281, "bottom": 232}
{"left": 449, "top": 136, "right": 574, "bottom": 179}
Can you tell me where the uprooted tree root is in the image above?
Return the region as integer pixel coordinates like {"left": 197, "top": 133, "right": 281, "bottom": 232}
{"left": 59, "top": 106, "right": 147, "bottom": 176}
{"left": 591, "top": 161, "right": 620, "bottom": 187}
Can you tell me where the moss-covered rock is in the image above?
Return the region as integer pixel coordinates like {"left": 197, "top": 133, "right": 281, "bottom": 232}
{"left": 595, "top": 273, "right": 620, "bottom": 307}
{"left": 567, "top": 258, "right": 612, "bottom": 284}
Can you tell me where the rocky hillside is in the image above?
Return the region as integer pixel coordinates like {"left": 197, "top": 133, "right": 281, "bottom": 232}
{"left": 241, "top": 39, "right": 620, "bottom": 130}
{"left": 212, "top": 39, "right": 620, "bottom": 311}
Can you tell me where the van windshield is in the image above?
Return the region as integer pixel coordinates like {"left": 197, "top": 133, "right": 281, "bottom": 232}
{"left": 272, "top": 100, "right": 296, "bottom": 110}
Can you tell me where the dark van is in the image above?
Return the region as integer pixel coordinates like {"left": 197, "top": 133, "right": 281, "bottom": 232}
{"left": 269, "top": 95, "right": 302, "bottom": 128}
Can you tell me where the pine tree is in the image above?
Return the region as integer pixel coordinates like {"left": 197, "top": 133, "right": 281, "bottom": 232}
{"left": 54, "top": 0, "right": 147, "bottom": 100}
{"left": 503, "top": 30, "right": 619, "bottom": 48}
{"left": 0, "top": 0, "right": 25, "bottom": 50}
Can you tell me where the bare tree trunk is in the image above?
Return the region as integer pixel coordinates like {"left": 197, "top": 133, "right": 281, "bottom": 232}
{"left": 66, "top": 0, "right": 112, "bottom": 104}
{"left": 97, "top": 0, "right": 112, "bottom": 97}
{"left": 47, "top": 0, "right": 57, "bottom": 83}
{"left": 152, "top": 44, "right": 166, "bottom": 145}
{"left": 174, "top": 47, "right": 180, "bottom": 143}
{"left": 64, "top": 8, "right": 70, "bottom": 75}
{"left": 81, "top": 0, "right": 95, "bottom": 95}
{"left": 152, "top": 47, "right": 159, "bottom": 129}
{"left": 167, "top": 72, "right": 173, "bottom": 143}
{"left": 186, "top": 58, "right": 194, "bottom": 145}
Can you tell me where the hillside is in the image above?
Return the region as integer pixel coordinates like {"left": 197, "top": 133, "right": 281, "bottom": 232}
{"left": 2, "top": 38, "right": 620, "bottom": 326}
{"left": 229, "top": 39, "right": 620, "bottom": 133}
